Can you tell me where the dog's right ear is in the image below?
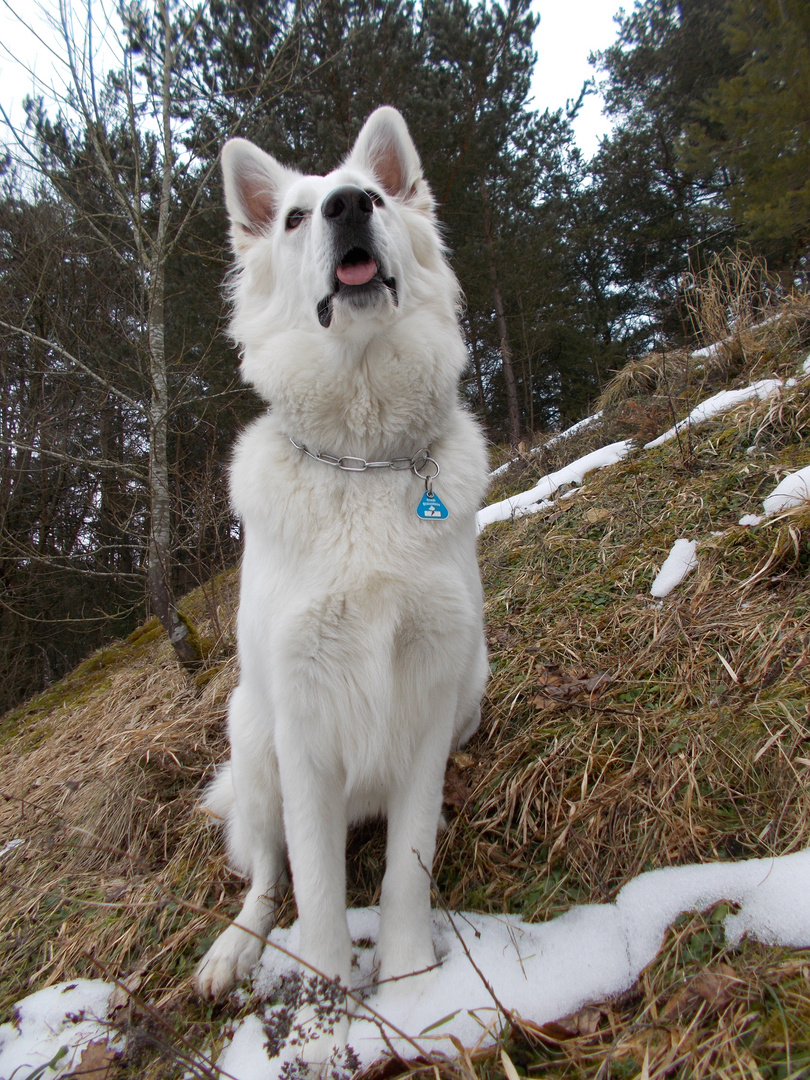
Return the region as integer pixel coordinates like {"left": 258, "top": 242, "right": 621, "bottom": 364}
{"left": 221, "top": 139, "right": 293, "bottom": 256}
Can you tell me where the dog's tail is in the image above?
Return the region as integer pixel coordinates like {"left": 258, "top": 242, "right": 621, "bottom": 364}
{"left": 199, "top": 761, "right": 262, "bottom": 881}
{"left": 200, "top": 762, "right": 235, "bottom": 822}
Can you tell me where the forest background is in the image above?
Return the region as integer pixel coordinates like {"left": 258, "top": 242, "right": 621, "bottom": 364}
{"left": 0, "top": 0, "right": 808, "bottom": 712}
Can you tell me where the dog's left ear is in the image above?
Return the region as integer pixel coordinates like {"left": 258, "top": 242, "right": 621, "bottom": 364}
{"left": 347, "top": 107, "right": 429, "bottom": 206}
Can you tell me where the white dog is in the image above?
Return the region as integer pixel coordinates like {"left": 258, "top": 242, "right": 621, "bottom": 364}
{"left": 194, "top": 107, "right": 488, "bottom": 1061}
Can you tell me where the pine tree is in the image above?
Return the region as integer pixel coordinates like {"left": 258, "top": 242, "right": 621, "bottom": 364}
{"left": 590, "top": 0, "right": 741, "bottom": 342}
{"left": 0, "top": 180, "right": 145, "bottom": 708}
{"left": 685, "top": 0, "right": 810, "bottom": 266}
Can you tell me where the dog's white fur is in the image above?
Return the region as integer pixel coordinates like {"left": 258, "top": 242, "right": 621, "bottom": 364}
{"left": 194, "top": 108, "right": 488, "bottom": 1060}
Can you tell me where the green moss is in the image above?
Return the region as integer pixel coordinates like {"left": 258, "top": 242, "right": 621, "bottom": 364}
{"left": 1, "top": 673, "right": 108, "bottom": 746}
{"left": 193, "top": 664, "right": 224, "bottom": 690}
{"left": 126, "top": 617, "right": 165, "bottom": 647}
{"left": 176, "top": 608, "right": 206, "bottom": 666}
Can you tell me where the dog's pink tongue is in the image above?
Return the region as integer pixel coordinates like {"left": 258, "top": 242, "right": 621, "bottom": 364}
{"left": 337, "top": 259, "right": 377, "bottom": 286}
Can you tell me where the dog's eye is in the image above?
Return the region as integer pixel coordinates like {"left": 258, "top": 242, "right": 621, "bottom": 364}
{"left": 285, "top": 208, "right": 308, "bottom": 231}
{"left": 365, "top": 190, "right": 385, "bottom": 207}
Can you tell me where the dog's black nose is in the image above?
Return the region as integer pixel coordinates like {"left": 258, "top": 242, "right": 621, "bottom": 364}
{"left": 322, "top": 186, "right": 373, "bottom": 223}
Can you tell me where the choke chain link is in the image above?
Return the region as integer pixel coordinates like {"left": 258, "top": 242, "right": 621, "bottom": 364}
{"left": 288, "top": 436, "right": 440, "bottom": 494}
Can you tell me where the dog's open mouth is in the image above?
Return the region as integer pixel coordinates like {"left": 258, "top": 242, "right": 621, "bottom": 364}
{"left": 336, "top": 247, "right": 378, "bottom": 287}
{"left": 318, "top": 248, "right": 398, "bottom": 328}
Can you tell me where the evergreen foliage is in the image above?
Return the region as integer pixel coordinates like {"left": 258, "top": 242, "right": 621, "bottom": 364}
{"left": 589, "top": 0, "right": 741, "bottom": 339}
{"left": 684, "top": 0, "right": 810, "bottom": 266}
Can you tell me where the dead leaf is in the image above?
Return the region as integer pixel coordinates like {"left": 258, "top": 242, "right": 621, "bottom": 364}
{"left": 510, "top": 1014, "right": 571, "bottom": 1044}
{"left": 551, "top": 1006, "right": 603, "bottom": 1037}
{"left": 661, "top": 964, "right": 737, "bottom": 1019}
{"left": 107, "top": 966, "right": 146, "bottom": 1017}
{"left": 65, "top": 1039, "right": 117, "bottom": 1078}
{"left": 531, "top": 667, "right": 611, "bottom": 705}
{"left": 537, "top": 664, "right": 566, "bottom": 686}
{"left": 660, "top": 982, "right": 693, "bottom": 1019}
{"left": 443, "top": 765, "right": 475, "bottom": 812}
{"left": 585, "top": 507, "right": 611, "bottom": 524}
{"left": 512, "top": 1006, "right": 604, "bottom": 1043}
{"left": 692, "top": 964, "right": 738, "bottom": 1009}
{"left": 354, "top": 1055, "right": 438, "bottom": 1080}
{"left": 571, "top": 1006, "right": 603, "bottom": 1035}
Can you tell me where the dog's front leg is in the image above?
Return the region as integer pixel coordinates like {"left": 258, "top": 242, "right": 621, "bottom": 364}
{"left": 377, "top": 712, "right": 454, "bottom": 983}
{"left": 277, "top": 736, "right": 351, "bottom": 1064}
{"left": 194, "top": 851, "right": 281, "bottom": 998}
{"left": 195, "top": 686, "right": 286, "bottom": 999}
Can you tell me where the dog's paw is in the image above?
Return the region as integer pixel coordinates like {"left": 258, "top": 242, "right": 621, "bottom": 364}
{"left": 296, "top": 1008, "right": 349, "bottom": 1069}
{"left": 376, "top": 934, "right": 436, "bottom": 985}
{"left": 193, "top": 924, "right": 263, "bottom": 998}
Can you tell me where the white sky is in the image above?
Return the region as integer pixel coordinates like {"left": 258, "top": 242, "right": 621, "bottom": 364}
{"left": 0, "top": 1, "right": 622, "bottom": 158}
{"left": 0, "top": 0, "right": 87, "bottom": 132}
{"left": 530, "top": 0, "right": 621, "bottom": 156}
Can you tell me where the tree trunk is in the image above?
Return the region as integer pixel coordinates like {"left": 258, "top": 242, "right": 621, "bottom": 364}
{"left": 482, "top": 184, "right": 521, "bottom": 446}
{"left": 144, "top": 0, "right": 202, "bottom": 669}
{"left": 146, "top": 260, "right": 201, "bottom": 667}
{"left": 469, "top": 330, "right": 488, "bottom": 419}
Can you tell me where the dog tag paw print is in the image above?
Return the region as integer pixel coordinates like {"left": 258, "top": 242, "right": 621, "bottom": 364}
{"left": 414, "top": 454, "right": 448, "bottom": 519}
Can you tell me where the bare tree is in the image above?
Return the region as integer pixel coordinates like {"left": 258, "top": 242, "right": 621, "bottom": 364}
{"left": 0, "top": 183, "right": 146, "bottom": 708}
{"left": 1, "top": 0, "right": 300, "bottom": 668}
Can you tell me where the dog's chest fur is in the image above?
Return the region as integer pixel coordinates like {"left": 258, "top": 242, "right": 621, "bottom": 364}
{"left": 230, "top": 393, "right": 484, "bottom": 783}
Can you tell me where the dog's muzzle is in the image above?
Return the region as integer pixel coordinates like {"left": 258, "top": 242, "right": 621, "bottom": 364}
{"left": 317, "top": 185, "right": 397, "bottom": 328}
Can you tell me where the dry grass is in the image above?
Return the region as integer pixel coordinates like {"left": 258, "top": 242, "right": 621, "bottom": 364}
{"left": 0, "top": 573, "right": 244, "bottom": 1073}
{"left": 2, "top": 278, "right": 810, "bottom": 1077}
{"left": 681, "top": 250, "right": 781, "bottom": 355}
{"left": 457, "top": 481, "right": 810, "bottom": 905}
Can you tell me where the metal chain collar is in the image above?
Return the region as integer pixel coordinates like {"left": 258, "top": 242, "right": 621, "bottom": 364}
{"left": 288, "top": 435, "right": 440, "bottom": 493}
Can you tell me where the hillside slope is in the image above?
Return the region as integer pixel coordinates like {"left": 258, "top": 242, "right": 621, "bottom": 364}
{"left": 1, "top": 293, "right": 809, "bottom": 1078}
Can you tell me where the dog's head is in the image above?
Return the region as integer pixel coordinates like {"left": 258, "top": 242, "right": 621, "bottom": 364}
{"left": 221, "top": 108, "right": 451, "bottom": 336}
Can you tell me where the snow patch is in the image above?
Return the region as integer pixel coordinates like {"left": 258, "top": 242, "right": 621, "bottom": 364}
{"left": 487, "top": 412, "right": 603, "bottom": 479}
{"left": 762, "top": 464, "right": 810, "bottom": 516}
{"left": 6, "top": 849, "right": 808, "bottom": 1079}
{"left": 214, "top": 849, "right": 810, "bottom": 1078}
{"left": 689, "top": 313, "right": 784, "bottom": 360}
{"left": 540, "top": 411, "right": 603, "bottom": 451}
{"left": 645, "top": 380, "right": 784, "bottom": 450}
{"left": 0, "top": 980, "right": 117, "bottom": 1079}
{"left": 477, "top": 441, "right": 631, "bottom": 532}
{"left": 650, "top": 539, "right": 699, "bottom": 598}
{"left": 739, "top": 463, "right": 810, "bottom": 525}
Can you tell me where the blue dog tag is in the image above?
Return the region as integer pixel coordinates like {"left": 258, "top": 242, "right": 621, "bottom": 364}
{"left": 417, "top": 490, "right": 448, "bottom": 519}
